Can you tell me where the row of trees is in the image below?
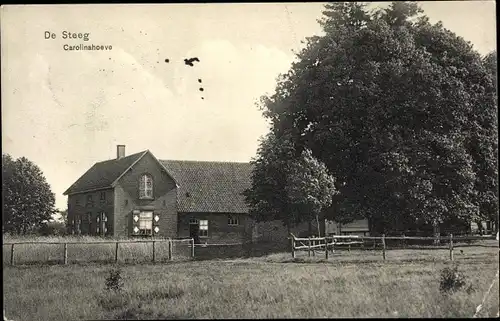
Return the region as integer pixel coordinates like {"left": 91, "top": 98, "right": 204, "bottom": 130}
{"left": 244, "top": 2, "right": 498, "bottom": 235}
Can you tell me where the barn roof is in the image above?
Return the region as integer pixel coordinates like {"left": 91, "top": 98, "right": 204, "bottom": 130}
{"left": 63, "top": 151, "right": 253, "bottom": 214}
{"left": 160, "top": 160, "right": 253, "bottom": 214}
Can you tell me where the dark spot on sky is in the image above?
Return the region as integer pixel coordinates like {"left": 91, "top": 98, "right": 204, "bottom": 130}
{"left": 109, "top": 57, "right": 111, "bottom": 60}
{"left": 184, "top": 57, "right": 199, "bottom": 66}
{"left": 165, "top": 59, "right": 170, "bottom": 63}
{"left": 199, "top": 88, "right": 204, "bottom": 92}
{"left": 201, "top": 97, "right": 204, "bottom": 100}
{"left": 198, "top": 79, "right": 202, "bottom": 83}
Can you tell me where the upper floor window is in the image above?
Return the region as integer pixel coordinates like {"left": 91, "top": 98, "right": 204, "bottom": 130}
{"left": 139, "top": 174, "right": 153, "bottom": 199}
{"left": 86, "top": 195, "right": 93, "bottom": 207}
{"left": 100, "top": 191, "right": 106, "bottom": 202}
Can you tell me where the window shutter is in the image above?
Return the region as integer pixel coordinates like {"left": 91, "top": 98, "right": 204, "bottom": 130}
{"left": 102, "top": 213, "right": 108, "bottom": 236}
{"left": 132, "top": 210, "right": 140, "bottom": 235}
{"left": 153, "top": 213, "right": 160, "bottom": 234}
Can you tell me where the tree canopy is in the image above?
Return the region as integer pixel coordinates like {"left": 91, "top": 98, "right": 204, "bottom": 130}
{"left": 244, "top": 131, "right": 337, "bottom": 230}
{"left": 2, "top": 154, "right": 57, "bottom": 234}
{"left": 248, "top": 2, "right": 498, "bottom": 233}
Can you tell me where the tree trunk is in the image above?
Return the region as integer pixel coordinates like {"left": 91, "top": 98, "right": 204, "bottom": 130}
{"left": 433, "top": 220, "right": 440, "bottom": 245}
{"left": 475, "top": 219, "right": 483, "bottom": 235}
{"left": 316, "top": 214, "right": 321, "bottom": 237}
{"left": 308, "top": 221, "right": 312, "bottom": 236}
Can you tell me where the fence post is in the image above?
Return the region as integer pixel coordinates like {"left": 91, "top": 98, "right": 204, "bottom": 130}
{"left": 168, "top": 238, "right": 173, "bottom": 261}
{"left": 332, "top": 237, "right": 335, "bottom": 253}
{"left": 308, "top": 237, "right": 311, "bottom": 257}
{"left": 115, "top": 242, "right": 119, "bottom": 263}
{"left": 64, "top": 243, "right": 68, "bottom": 265}
{"left": 10, "top": 244, "right": 15, "bottom": 266}
{"left": 325, "top": 237, "right": 329, "bottom": 259}
{"left": 191, "top": 238, "right": 195, "bottom": 259}
{"left": 449, "top": 234, "right": 454, "bottom": 261}
{"left": 382, "top": 234, "right": 386, "bottom": 260}
{"left": 291, "top": 236, "right": 295, "bottom": 259}
{"left": 152, "top": 241, "right": 156, "bottom": 263}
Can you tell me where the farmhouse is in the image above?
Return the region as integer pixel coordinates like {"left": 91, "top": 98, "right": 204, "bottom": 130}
{"left": 64, "top": 146, "right": 369, "bottom": 243}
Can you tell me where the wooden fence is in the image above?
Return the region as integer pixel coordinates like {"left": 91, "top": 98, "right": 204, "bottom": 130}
{"left": 2, "top": 238, "right": 197, "bottom": 265}
{"left": 2, "top": 239, "right": 289, "bottom": 265}
{"left": 290, "top": 233, "right": 498, "bottom": 261}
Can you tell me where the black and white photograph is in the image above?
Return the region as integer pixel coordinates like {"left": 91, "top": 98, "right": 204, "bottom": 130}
{"left": 1, "top": 1, "right": 498, "bottom": 319}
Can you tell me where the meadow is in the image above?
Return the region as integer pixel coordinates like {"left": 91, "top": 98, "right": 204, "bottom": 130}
{"left": 3, "top": 242, "right": 499, "bottom": 320}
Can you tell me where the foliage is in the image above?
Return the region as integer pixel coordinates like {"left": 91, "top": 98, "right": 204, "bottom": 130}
{"left": 38, "top": 221, "right": 68, "bottom": 236}
{"left": 256, "top": 1, "right": 498, "bottom": 233}
{"left": 439, "top": 264, "right": 467, "bottom": 293}
{"left": 244, "top": 131, "right": 337, "bottom": 229}
{"left": 4, "top": 252, "right": 499, "bottom": 320}
{"left": 2, "top": 154, "right": 57, "bottom": 235}
{"left": 105, "top": 267, "right": 124, "bottom": 292}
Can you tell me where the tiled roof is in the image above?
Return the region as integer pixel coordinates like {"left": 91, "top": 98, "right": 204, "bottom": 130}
{"left": 160, "top": 160, "right": 253, "bottom": 214}
{"left": 63, "top": 151, "right": 146, "bottom": 195}
{"left": 63, "top": 151, "right": 254, "bottom": 214}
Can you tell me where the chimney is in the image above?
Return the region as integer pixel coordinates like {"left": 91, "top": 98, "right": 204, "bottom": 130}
{"left": 116, "top": 145, "right": 125, "bottom": 159}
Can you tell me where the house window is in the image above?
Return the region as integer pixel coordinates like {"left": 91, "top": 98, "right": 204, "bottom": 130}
{"left": 138, "top": 211, "right": 153, "bottom": 235}
{"left": 228, "top": 216, "right": 239, "bottom": 226}
{"left": 75, "top": 198, "right": 80, "bottom": 206}
{"left": 97, "top": 212, "right": 108, "bottom": 236}
{"left": 86, "top": 195, "right": 93, "bottom": 207}
{"left": 74, "top": 215, "right": 81, "bottom": 235}
{"left": 139, "top": 174, "right": 153, "bottom": 199}
{"left": 100, "top": 192, "right": 106, "bottom": 202}
{"left": 199, "top": 220, "right": 208, "bottom": 237}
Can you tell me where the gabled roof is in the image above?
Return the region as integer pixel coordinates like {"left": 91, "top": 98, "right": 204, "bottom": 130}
{"left": 160, "top": 160, "right": 253, "bottom": 214}
{"left": 63, "top": 151, "right": 147, "bottom": 195}
{"left": 63, "top": 151, "right": 254, "bottom": 214}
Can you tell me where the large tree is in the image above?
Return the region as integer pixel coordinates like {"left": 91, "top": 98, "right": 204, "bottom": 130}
{"left": 244, "top": 131, "right": 337, "bottom": 234}
{"left": 257, "top": 2, "right": 498, "bottom": 234}
{"left": 2, "top": 154, "right": 56, "bottom": 234}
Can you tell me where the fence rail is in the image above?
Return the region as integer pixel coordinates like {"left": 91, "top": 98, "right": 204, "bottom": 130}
{"left": 3, "top": 238, "right": 196, "bottom": 266}
{"left": 289, "top": 233, "right": 498, "bottom": 261}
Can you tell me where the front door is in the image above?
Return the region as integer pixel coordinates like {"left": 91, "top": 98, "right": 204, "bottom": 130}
{"left": 189, "top": 223, "right": 200, "bottom": 244}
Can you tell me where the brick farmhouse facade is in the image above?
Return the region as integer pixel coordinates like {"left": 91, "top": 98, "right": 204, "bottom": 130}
{"left": 64, "top": 146, "right": 369, "bottom": 244}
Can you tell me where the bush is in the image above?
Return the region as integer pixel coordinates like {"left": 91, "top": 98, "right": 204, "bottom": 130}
{"left": 38, "top": 221, "right": 67, "bottom": 236}
{"left": 439, "top": 264, "right": 467, "bottom": 293}
{"left": 105, "top": 267, "right": 124, "bottom": 292}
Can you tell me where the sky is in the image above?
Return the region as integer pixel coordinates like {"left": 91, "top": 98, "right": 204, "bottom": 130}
{"left": 1, "top": 2, "right": 497, "bottom": 210}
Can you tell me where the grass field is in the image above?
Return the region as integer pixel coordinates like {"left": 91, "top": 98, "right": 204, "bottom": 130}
{"left": 3, "top": 245, "right": 499, "bottom": 320}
